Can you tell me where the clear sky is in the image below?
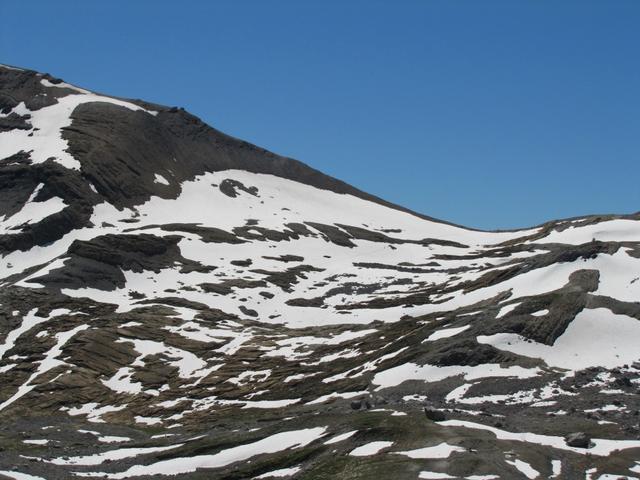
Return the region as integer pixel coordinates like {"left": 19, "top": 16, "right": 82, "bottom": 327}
{"left": 1, "top": 1, "right": 638, "bottom": 230}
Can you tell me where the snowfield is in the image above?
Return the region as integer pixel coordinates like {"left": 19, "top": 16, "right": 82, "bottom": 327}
{"left": 1, "top": 64, "right": 640, "bottom": 479}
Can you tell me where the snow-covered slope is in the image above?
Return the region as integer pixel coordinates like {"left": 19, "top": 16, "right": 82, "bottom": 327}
{"left": 1, "top": 64, "right": 639, "bottom": 480}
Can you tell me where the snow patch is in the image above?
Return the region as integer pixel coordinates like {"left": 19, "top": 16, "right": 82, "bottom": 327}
{"left": 154, "top": 174, "right": 170, "bottom": 185}
{"left": 425, "top": 325, "right": 470, "bottom": 342}
{"left": 349, "top": 441, "right": 394, "bottom": 456}
{"left": 393, "top": 442, "right": 465, "bottom": 459}
{"left": 85, "top": 427, "right": 326, "bottom": 478}
{"left": 478, "top": 308, "right": 640, "bottom": 370}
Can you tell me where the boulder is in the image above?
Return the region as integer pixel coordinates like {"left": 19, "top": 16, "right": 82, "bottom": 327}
{"left": 350, "top": 398, "right": 372, "bottom": 410}
{"left": 424, "top": 406, "right": 446, "bottom": 422}
{"left": 565, "top": 432, "right": 591, "bottom": 448}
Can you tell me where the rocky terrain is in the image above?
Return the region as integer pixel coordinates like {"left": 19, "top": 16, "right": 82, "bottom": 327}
{"left": 0, "top": 63, "right": 639, "bottom": 480}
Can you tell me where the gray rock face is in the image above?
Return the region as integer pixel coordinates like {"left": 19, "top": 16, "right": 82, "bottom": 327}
{"left": 1, "top": 64, "right": 640, "bottom": 479}
{"left": 424, "top": 406, "right": 446, "bottom": 422}
{"left": 565, "top": 432, "right": 592, "bottom": 448}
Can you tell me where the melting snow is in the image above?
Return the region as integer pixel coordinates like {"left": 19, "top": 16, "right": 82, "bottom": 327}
{"left": 373, "top": 363, "right": 540, "bottom": 389}
{"left": 23, "top": 439, "right": 48, "bottom": 445}
{"left": 441, "top": 420, "right": 640, "bottom": 456}
{"left": 323, "top": 430, "right": 358, "bottom": 445}
{"left": 425, "top": 325, "right": 470, "bottom": 342}
{"left": 418, "top": 472, "right": 454, "bottom": 479}
{"left": 85, "top": 427, "right": 326, "bottom": 478}
{"left": 506, "top": 459, "right": 539, "bottom": 479}
{"left": 306, "top": 390, "right": 369, "bottom": 405}
{"left": 154, "top": 174, "right": 170, "bottom": 185}
{"left": 0, "top": 184, "right": 67, "bottom": 233}
{"left": 47, "top": 444, "right": 182, "bottom": 466}
{"left": 66, "top": 403, "right": 127, "bottom": 423}
{"left": 254, "top": 466, "right": 302, "bottom": 478}
{"left": 393, "top": 442, "right": 465, "bottom": 459}
{"left": 349, "top": 441, "right": 394, "bottom": 456}
{"left": 0, "top": 471, "right": 48, "bottom": 480}
{"left": 0, "top": 85, "right": 156, "bottom": 170}
{"left": 478, "top": 308, "right": 640, "bottom": 370}
{"left": 0, "top": 323, "right": 89, "bottom": 412}
{"left": 536, "top": 219, "right": 640, "bottom": 245}
{"left": 496, "top": 302, "right": 520, "bottom": 318}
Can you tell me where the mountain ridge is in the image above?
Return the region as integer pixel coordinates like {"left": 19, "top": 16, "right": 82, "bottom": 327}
{"left": 1, "top": 64, "right": 466, "bottom": 229}
{"left": 5, "top": 62, "right": 636, "bottom": 233}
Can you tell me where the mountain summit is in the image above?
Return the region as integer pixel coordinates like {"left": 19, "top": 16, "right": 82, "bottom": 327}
{"left": 1, "top": 64, "right": 639, "bottom": 479}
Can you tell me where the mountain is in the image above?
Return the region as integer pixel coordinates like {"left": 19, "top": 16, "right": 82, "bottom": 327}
{"left": 0, "top": 63, "right": 639, "bottom": 480}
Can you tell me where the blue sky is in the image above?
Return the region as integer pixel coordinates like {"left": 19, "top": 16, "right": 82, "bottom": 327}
{"left": 1, "top": 1, "right": 638, "bottom": 229}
